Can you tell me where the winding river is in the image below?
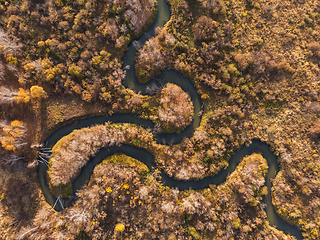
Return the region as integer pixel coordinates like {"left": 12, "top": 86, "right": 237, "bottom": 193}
{"left": 38, "top": 0, "right": 303, "bottom": 239}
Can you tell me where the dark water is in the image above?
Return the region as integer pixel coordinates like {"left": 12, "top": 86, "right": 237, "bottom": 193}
{"left": 38, "top": 0, "right": 303, "bottom": 238}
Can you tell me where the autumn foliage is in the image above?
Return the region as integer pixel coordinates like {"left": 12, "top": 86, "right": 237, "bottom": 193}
{"left": 309, "top": 118, "right": 320, "bottom": 140}
{"left": 1, "top": 0, "right": 320, "bottom": 238}
{"left": 30, "top": 85, "right": 47, "bottom": 99}
{"left": 0, "top": 0, "right": 157, "bottom": 103}
{"left": 14, "top": 88, "right": 30, "bottom": 103}
{"left": 0, "top": 120, "right": 27, "bottom": 151}
{"left": 18, "top": 153, "right": 295, "bottom": 239}
{"left": 158, "top": 83, "right": 193, "bottom": 132}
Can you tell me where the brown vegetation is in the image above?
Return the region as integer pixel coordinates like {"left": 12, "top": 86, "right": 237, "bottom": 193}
{"left": 0, "top": 0, "right": 157, "bottom": 103}
{"left": 1, "top": 0, "right": 320, "bottom": 238}
{"left": 135, "top": 28, "right": 176, "bottom": 82}
{"left": 309, "top": 118, "right": 320, "bottom": 140}
{"left": 0, "top": 120, "right": 27, "bottom": 151}
{"left": 132, "top": 0, "right": 320, "bottom": 237}
{"left": 157, "top": 83, "right": 193, "bottom": 132}
{"left": 49, "top": 124, "right": 125, "bottom": 186}
{"left": 0, "top": 168, "right": 41, "bottom": 240}
{"left": 48, "top": 122, "right": 155, "bottom": 190}
{"left": 18, "top": 153, "right": 295, "bottom": 239}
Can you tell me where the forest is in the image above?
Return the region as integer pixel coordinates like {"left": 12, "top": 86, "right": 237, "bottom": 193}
{"left": 0, "top": 0, "right": 320, "bottom": 239}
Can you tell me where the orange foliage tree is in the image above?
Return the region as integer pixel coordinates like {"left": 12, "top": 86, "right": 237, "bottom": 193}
{"left": 1, "top": 120, "right": 27, "bottom": 151}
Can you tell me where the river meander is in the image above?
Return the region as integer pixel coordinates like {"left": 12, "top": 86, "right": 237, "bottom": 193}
{"left": 38, "top": 0, "right": 303, "bottom": 238}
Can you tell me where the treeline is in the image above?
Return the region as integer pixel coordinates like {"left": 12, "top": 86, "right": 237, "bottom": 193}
{"left": 0, "top": 28, "right": 49, "bottom": 169}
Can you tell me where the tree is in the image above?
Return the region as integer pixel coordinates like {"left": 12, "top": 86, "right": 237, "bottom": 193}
{"left": 158, "top": 83, "right": 193, "bottom": 131}
{"left": 202, "top": 0, "right": 218, "bottom": 9}
{"left": 66, "top": 207, "right": 91, "bottom": 226}
{"left": 1, "top": 120, "right": 27, "bottom": 151}
{"left": 193, "top": 16, "right": 217, "bottom": 42}
{"left": 115, "top": 223, "right": 125, "bottom": 232}
{"left": 0, "top": 86, "right": 32, "bottom": 104}
{"left": 30, "top": 85, "right": 47, "bottom": 99}
{"left": 0, "top": 86, "right": 18, "bottom": 104}
{"left": 68, "top": 64, "right": 83, "bottom": 79}
{"left": 309, "top": 119, "right": 320, "bottom": 140}
{"left": 0, "top": 28, "right": 22, "bottom": 54}
{"left": 14, "top": 88, "right": 30, "bottom": 103}
{"left": 234, "top": 53, "right": 253, "bottom": 71}
{"left": 0, "top": 62, "right": 4, "bottom": 80}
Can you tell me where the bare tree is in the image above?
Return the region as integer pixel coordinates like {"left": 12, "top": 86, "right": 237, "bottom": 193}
{"left": 152, "top": 122, "right": 162, "bottom": 134}
{"left": 67, "top": 207, "right": 91, "bottom": 226}
{"left": 0, "top": 28, "right": 22, "bottom": 54}
{"left": 37, "top": 147, "right": 52, "bottom": 167}
{"left": 158, "top": 83, "right": 193, "bottom": 130}
{"left": 0, "top": 86, "right": 18, "bottom": 105}
{"left": 146, "top": 82, "right": 162, "bottom": 95}
{"left": 138, "top": 38, "right": 165, "bottom": 69}
{"left": 0, "top": 120, "right": 27, "bottom": 151}
{"left": 3, "top": 154, "right": 24, "bottom": 165}
{"left": 126, "top": 0, "right": 142, "bottom": 12}
{"left": 0, "top": 62, "right": 4, "bottom": 81}
{"left": 202, "top": 0, "right": 218, "bottom": 9}
{"left": 30, "top": 60, "right": 43, "bottom": 72}
{"left": 125, "top": 10, "right": 138, "bottom": 33}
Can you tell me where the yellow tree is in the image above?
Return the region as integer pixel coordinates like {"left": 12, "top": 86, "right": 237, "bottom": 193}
{"left": 0, "top": 86, "right": 17, "bottom": 104}
{"left": 115, "top": 223, "right": 125, "bottom": 232}
{"left": 1, "top": 120, "right": 27, "bottom": 151}
{"left": 30, "top": 85, "right": 47, "bottom": 99}
{"left": 14, "top": 88, "right": 30, "bottom": 103}
{"left": 0, "top": 86, "right": 30, "bottom": 104}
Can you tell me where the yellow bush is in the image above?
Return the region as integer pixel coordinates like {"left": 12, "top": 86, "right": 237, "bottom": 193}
{"left": 115, "top": 223, "right": 125, "bottom": 232}
{"left": 30, "top": 85, "right": 47, "bottom": 99}
{"left": 1, "top": 136, "right": 16, "bottom": 151}
{"left": 11, "top": 120, "right": 24, "bottom": 128}
{"left": 68, "top": 64, "right": 83, "bottom": 78}
{"left": 14, "top": 88, "right": 30, "bottom": 103}
{"left": 6, "top": 54, "right": 18, "bottom": 65}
